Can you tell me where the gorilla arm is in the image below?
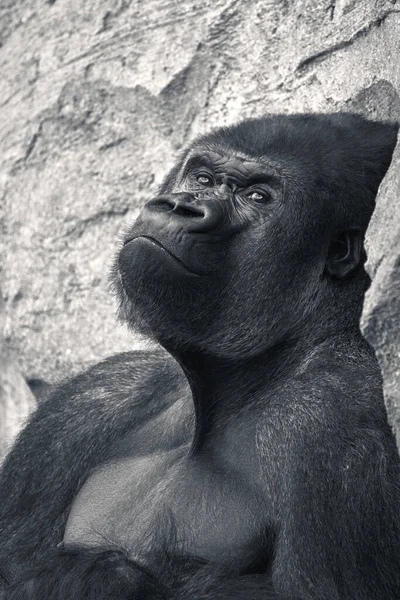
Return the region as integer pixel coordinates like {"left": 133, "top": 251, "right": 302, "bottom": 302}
{"left": 0, "top": 351, "right": 184, "bottom": 570}
{"left": 262, "top": 361, "right": 400, "bottom": 600}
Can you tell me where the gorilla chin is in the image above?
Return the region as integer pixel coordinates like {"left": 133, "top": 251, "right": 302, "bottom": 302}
{"left": 115, "top": 234, "right": 223, "bottom": 351}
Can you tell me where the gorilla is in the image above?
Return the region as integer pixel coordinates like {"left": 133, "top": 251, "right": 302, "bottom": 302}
{"left": 0, "top": 113, "right": 399, "bottom": 600}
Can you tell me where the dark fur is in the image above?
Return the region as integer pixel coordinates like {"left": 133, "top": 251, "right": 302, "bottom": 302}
{"left": 0, "top": 113, "right": 399, "bottom": 599}
{"left": 1, "top": 545, "right": 292, "bottom": 600}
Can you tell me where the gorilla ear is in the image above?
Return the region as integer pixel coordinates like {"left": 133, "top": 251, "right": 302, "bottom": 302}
{"left": 325, "top": 229, "right": 363, "bottom": 278}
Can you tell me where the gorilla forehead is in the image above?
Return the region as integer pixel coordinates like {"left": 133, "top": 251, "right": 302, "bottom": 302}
{"left": 185, "top": 113, "right": 398, "bottom": 231}
{"left": 196, "top": 113, "right": 391, "bottom": 155}
{"left": 194, "top": 113, "right": 397, "bottom": 181}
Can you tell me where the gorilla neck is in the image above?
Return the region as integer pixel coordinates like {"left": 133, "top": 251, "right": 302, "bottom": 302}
{"left": 168, "top": 317, "right": 357, "bottom": 455}
{"left": 143, "top": 277, "right": 366, "bottom": 453}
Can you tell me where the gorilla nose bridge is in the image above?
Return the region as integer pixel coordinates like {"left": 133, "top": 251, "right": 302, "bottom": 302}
{"left": 218, "top": 182, "right": 232, "bottom": 196}
{"left": 217, "top": 176, "right": 237, "bottom": 196}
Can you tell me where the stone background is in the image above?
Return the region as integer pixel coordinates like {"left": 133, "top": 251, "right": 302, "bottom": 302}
{"left": 0, "top": 0, "right": 399, "bottom": 454}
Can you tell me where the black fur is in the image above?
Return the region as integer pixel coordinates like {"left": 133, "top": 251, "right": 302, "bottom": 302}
{"left": 0, "top": 113, "right": 399, "bottom": 599}
{"left": 1, "top": 545, "right": 291, "bottom": 600}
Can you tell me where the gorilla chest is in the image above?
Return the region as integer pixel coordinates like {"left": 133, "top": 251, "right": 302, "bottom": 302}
{"left": 64, "top": 446, "right": 268, "bottom": 566}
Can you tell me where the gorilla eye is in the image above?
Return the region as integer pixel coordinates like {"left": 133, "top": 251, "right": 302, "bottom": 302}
{"left": 196, "top": 173, "right": 214, "bottom": 186}
{"left": 248, "top": 190, "right": 269, "bottom": 203}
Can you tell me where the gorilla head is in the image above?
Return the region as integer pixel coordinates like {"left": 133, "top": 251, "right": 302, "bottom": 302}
{"left": 115, "top": 113, "right": 398, "bottom": 359}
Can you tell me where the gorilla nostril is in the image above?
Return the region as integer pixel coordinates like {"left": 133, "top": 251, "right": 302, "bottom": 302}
{"left": 142, "top": 192, "right": 222, "bottom": 233}
{"left": 173, "top": 203, "right": 204, "bottom": 218}
{"left": 146, "top": 193, "right": 204, "bottom": 217}
{"left": 155, "top": 199, "right": 173, "bottom": 213}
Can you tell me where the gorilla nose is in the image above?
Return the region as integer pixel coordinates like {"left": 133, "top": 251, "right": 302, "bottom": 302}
{"left": 141, "top": 192, "right": 223, "bottom": 233}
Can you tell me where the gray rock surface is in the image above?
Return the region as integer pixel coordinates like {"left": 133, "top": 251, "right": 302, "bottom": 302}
{"left": 0, "top": 1, "right": 399, "bottom": 437}
{"left": 0, "top": 292, "right": 36, "bottom": 459}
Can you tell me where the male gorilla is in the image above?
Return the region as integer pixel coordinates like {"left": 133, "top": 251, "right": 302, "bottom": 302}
{"left": 0, "top": 113, "right": 399, "bottom": 600}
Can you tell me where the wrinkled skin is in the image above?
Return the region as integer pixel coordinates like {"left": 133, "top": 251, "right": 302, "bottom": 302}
{"left": 0, "top": 113, "right": 399, "bottom": 600}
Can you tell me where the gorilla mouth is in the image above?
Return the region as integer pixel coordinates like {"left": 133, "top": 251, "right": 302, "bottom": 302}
{"left": 127, "top": 235, "right": 202, "bottom": 276}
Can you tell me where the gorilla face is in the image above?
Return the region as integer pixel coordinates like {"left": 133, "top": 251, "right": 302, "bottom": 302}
{"left": 115, "top": 150, "right": 323, "bottom": 357}
{"left": 114, "top": 114, "right": 398, "bottom": 359}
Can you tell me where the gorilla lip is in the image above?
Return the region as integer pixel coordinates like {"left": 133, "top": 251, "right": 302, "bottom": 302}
{"left": 127, "top": 235, "right": 202, "bottom": 276}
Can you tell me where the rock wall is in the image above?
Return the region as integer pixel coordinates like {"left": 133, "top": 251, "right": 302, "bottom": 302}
{"left": 0, "top": 293, "right": 36, "bottom": 459}
{"left": 0, "top": 1, "right": 399, "bottom": 438}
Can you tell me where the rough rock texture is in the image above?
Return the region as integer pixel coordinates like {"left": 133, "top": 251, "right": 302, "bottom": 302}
{"left": 0, "top": 293, "right": 36, "bottom": 459}
{"left": 0, "top": 1, "right": 399, "bottom": 445}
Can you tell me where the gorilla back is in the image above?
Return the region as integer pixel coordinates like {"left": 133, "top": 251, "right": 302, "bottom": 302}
{"left": 0, "top": 113, "right": 399, "bottom": 600}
